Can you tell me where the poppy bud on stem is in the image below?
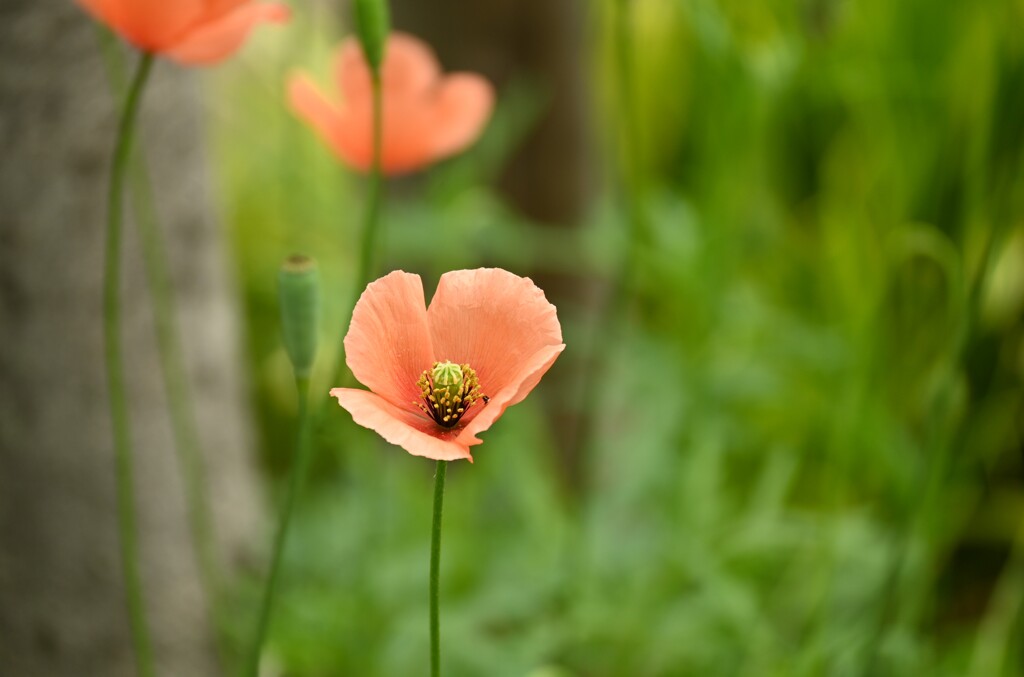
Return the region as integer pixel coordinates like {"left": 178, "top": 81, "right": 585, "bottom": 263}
{"left": 353, "top": 0, "right": 391, "bottom": 73}
{"left": 246, "top": 256, "right": 321, "bottom": 677}
{"left": 278, "top": 255, "right": 320, "bottom": 380}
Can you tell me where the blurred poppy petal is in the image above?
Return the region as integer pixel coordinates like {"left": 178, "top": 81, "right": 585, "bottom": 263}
{"left": 292, "top": 32, "right": 494, "bottom": 175}
{"left": 335, "top": 39, "right": 372, "bottom": 102}
{"left": 164, "top": 2, "right": 290, "bottom": 66}
{"left": 380, "top": 33, "right": 441, "bottom": 99}
{"left": 76, "top": 0, "right": 205, "bottom": 50}
{"left": 74, "top": 0, "right": 288, "bottom": 65}
{"left": 288, "top": 73, "right": 345, "bottom": 156}
{"left": 430, "top": 74, "right": 495, "bottom": 159}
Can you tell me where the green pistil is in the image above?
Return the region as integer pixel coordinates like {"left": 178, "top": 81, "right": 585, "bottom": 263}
{"left": 416, "top": 361, "right": 485, "bottom": 428}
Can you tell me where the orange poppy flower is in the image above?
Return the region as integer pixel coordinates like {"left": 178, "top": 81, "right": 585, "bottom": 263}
{"left": 288, "top": 33, "right": 495, "bottom": 175}
{"left": 330, "top": 269, "right": 564, "bottom": 461}
{"left": 75, "top": 0, "right": 290, "bottom": 65}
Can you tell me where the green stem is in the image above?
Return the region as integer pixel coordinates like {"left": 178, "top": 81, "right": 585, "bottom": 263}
{"left": 329, "top": 70, "right": 384, "bottom": 391}
{"left": 612, "top": 0, "right": 651, "bottom": 291}
{"left": 358, "top": 71, "right": 385, "bottom": 292}
{"left": 574, "top": 0, "right": 649, "bottom": 481}
{"left": 429, "top": 460, "right": 447, "bottom": 677}
{"left": 245, "top": 376, "right": 314, "bottom": 677}
{"left": 105, "top": 51, "right": 157, "bottom": 677}
{"left": 131, "top": 155, "right": 227, "bottom": 670}
{"left": 94, "top": 29, "right": 226, "bottom": 671}
{"left": 967, "top": 517, "right": 1024, "bottom": 677}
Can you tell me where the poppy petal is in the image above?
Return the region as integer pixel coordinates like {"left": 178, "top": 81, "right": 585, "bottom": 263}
{"left": 337, "top": 33, "right": 441, "bottom": 103}
{"left": 344, "top": 271, "right": 435, "bottom": 411}
{"left": 331, "top": 35, "right": 440, "bottom": 174}
{"left": 334, "top": 38, "right": 372, "bottom": 103}
{"left": 291, "top": 32, "right": 494, "bottom": 175}
{"left": 332, "top": 93, "right": 436, "bottom": 174}
{"left": 382, "top": 33, "right": 441, "bottom": 98}
{"left": 288, "top": 73, "right": 345, "bottom": 156}
{"left": 163, "top": 2, "right": 290, "bottom": 66}
{"left": 427, "top": 268, "right": 564, "bottom": 412}
{"left": 76, "top": 0, "right": 206, "bottom": 51}
{"left": 430, "top": 73, "right": 495, "bottom": 160}
{"left": 331, "top": 388, "right": 474, "bottom": 461}
{"left": 456, "top": 342, "right": 564, "bottom": 446}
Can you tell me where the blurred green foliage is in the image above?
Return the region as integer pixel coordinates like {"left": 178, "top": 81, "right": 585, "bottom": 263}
{"left": 207, "top": 0, "right": 1024, "bottom": 674}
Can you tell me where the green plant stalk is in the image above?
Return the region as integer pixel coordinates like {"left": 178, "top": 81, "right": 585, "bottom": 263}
{"left": 612, "top": 0, "right": 652, "bottom": 287}
{"left": 130, "top": 159, "right": 228, "bottom": 667}
{"left": 245, "top": 376, "right": 314, "bottom": 677}
{"left": 574, "top": 0, "right": 650, "bottom": 482}
{"left": 105, "top": 50, "right": 157, "bottom": 677}
{"left": 94, "top": 29, "right": 226, "bottom": 671}
{"left": 967, "top": 518, "right": 1024, "bottom": 677}
{"left": 429, "top": 460, "right": 447, "bottom": 677}
{"left": 329, "top": 70, "right": 384, "bottom": 391}
{"left": 358, "top": 72, "right": 385, "bottom": 291}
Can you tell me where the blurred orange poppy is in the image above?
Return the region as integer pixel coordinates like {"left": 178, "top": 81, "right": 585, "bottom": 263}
{"left": 330, "top": 269, "right": 564, "bottom": 461}
{"left": 288, "top": 33, "right": 495, "bottom": 175}
{"left": 76, "top": 0, "right": 289, "bottom": 65}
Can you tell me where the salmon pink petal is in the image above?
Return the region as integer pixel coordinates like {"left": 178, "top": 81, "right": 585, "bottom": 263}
{"left": 378, "top": 103, "right": 437, "bottom": 174}
{"left": 331, "top": 389, "right": 474, "bottom": 461}
{"left": 330, "top": 35, "right": 440, "bottom": 174}
{"left": 429, "top": 74, "right": 495, "bottom": 159}
{"left": 455, "top": 342, "right": 565, "bottom": 446}
{"left": 331, "top": 96, "right": 435, "bottom": 174}
{"left": 344, "top": 271, "right": 435, "bottom": 411}
{"left": 334, "top": 38, "right": 372, "bottom": 102}
{"left": 336, "top": 33, "right": 440, "bottom": 103}
{"left": 427, "top": 268, "right": 564, "bottom": 410}
{"left": 288, "top": 73, "right": 345, "bottom": 155}
{"left": 163, "top": 2, "right": 290, "bottom": 66}
{"left": 329, "top": 104, "right": 374, "bottom": 171}
{"left": 381, "top": 33, "right": 442, "bottom": 98}
{"left": 76, "top": 0, "right": 206, "bottom": 51}
{"left": 206, "top": 0, "right": 251, "bottom": 14}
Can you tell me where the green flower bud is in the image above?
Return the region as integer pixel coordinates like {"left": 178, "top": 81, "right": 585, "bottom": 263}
{"left": 278, "top": 255, "right": 320, "bottom": 379}
{"left": 353, "top": 0, "right": 391, "bottom": 74}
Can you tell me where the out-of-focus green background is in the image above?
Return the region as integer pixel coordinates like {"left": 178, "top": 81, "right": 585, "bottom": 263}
{"left": 209, "top": 0, "right": 1024, "bottom": 674}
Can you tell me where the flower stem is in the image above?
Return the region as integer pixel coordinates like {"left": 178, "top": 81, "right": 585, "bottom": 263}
{"left": 429, "top": 460, "right": 447, "bottom": 677}
{"left": 359, "top": 71, "right": 385, "bottom": 292}
{"left": 575, "top": 0, "right": 653, "bottom": 471}
{"left": 329, "top": 70, "right": 384, "bottom": 391}
{"left": 612, "top": 0, "right": 651, "bottom": 288}
{"left": 105, "top": 51, "right": 157, "bottom": 677}
{"left": 131, "top": 150, "right": 228, "bottom": 670}
{"left": 245, "top": 376, "right": 314, "bottom": 677}
{"left": 94, "top": 30, "right": 227, "bottom": 672}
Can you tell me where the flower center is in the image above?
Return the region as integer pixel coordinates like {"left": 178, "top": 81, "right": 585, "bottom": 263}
{"left": 416, "top": 361, "right": 486, "bottom": 429}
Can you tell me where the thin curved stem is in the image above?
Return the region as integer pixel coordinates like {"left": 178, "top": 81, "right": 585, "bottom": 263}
{"left": 245, "top": 376, "right": 314, "bottom": 677}
{"left": 105, "top": 51, "right": 157, "bottom": 677}
{"left": 574, "top": 0, "right": 649, "bottom": 491}
{"left": 94, "top": 30, "right": 227, "bottom": 672}
{"left": 133, "top": 158, "right": 227, "bottom": 666}
{"left": 429, "top": 460, "right": 447, "bottom": 677}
